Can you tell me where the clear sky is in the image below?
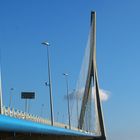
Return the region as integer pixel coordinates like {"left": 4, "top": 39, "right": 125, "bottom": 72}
{"left": 0, "top": 0, "right": 140, "bottom": 140}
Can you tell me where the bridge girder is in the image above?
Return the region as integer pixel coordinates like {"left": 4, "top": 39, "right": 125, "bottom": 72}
{"left": 0, "top": 132, "right": 105, "bottom": 140}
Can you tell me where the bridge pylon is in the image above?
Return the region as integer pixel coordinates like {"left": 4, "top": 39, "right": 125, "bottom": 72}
{"left": 78, "top": 11, "right": 106, "bottom": 140}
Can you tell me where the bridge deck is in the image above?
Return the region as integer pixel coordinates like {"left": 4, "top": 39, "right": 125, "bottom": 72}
{"left": 0, "top": 115, "right": 98, "bottom": 139}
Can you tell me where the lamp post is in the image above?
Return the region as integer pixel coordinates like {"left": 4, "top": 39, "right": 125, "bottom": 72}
{"left": 63, "top": 73, "right": 71, "bottom": 129}
{"left": 73, "top": 89, "right": 79, "bottom": 128}
{"left": 42, "top": 41, "right": 54, "bottom": 126}
{"left": 0, "top": 67, "right": 3, "bottom": 114}
{"left": 9, "top": 88, "right": 14, "bottom": 108}
{"left": 41, "top": 104, "right": 44, "bottom": 117}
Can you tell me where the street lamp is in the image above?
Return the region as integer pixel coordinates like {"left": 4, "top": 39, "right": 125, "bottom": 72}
{"left": 9, "top": 88, "right": 14, "bottom": 108}
{"left": 41, "top": 104, "right": 44, "bottom": 117}
{"left": 42, "top": 41, "right": 54, "bottom": 126}
{"left": 63, "top": 73, "right": 71, "bottom": 129}
{"left": 0, "top": 67, "right": 3, "bottom": 114}
{"left": 72, "top": 89, "right": 79, "bottom": 128}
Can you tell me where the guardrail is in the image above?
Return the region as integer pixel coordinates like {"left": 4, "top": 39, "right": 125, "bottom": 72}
{"left": 1, "top": 106, "right": 87, "bottom": 132}
{"left": 2, "top": 106, "right": 51, "bottom": 125}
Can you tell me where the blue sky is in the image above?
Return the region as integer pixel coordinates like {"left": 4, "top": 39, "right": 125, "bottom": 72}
{"left": 0, "top": 0, "right": 140, "bottom": 139}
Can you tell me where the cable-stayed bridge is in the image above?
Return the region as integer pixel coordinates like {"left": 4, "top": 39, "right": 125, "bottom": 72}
{"left": 0, "top": 11, "right": 107, "bottom": 140}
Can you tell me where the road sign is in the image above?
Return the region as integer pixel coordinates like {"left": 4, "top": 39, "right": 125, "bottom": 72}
{"left": 21, "top": 92, "right": 35, "bottom": 99}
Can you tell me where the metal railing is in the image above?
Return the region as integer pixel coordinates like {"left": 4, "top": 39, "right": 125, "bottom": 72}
{"left": 2, "top": 106, "right": 51, "bottom": 125}
{"left": 1, "top": 106, "right": 88, "bottom": 133}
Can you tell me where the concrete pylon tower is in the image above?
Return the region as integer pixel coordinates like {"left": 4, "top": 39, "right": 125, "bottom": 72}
{"left": 78, "top": 11, "right": 106, "bottom": 140}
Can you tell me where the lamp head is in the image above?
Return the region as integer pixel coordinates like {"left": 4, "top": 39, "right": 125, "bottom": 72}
{"left": 42, "top": 41, "right": 50, "bottom": 46}
{"left": 63, "top": 73, "right": 68, "bottom": 76}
